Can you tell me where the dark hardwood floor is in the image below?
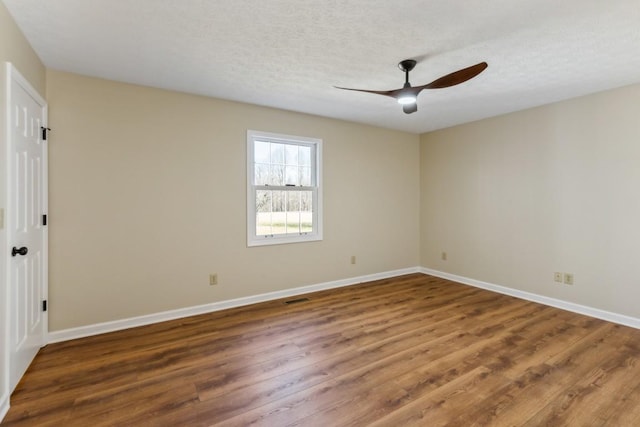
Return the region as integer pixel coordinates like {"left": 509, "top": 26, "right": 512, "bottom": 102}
{"left": 3, "top": 273, "right": 640, "bottom": 426}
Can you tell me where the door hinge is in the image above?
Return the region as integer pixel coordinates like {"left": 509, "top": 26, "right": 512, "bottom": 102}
{"left": 42, "top": 214, "right": 47, "bottom": 226}
{"left": 41, "top": 126, "right": 51, "bottom": 141}
{"left": 42, "top": 300, "right": 48, "bottom": 312}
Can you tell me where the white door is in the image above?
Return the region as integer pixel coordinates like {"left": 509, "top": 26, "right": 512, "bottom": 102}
{"left": 6, "top": 63, "right": 48, "bottom": 392}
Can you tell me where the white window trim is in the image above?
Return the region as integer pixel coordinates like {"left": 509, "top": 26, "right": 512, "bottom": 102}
{"left": 247, "top": 130, "right": 323, "bottom": 247}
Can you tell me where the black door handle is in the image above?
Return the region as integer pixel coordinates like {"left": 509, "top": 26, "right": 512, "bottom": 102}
{"left": 12, "top": 246, "right": 28, "bottom": 257}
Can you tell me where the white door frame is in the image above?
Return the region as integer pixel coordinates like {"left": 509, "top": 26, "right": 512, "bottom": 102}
{"left": 4, "top": 62, "right": 48, "bottom": 395}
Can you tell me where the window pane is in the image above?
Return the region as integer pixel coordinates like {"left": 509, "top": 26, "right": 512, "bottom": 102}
{"left": 299, "top": 166, "right": 311, "bottom": 186}
{"left": 254, "top": 141, "right": 270, "bottom": 164}
{"left": 285, "top": 166, "right": 299, "bottom": 186}
{"left": 301, "top": 191, "right": 313, "bottom": 233}
{"left": 272, "top": 190, "right": 285, "bottom": 212}
{"left": 271, "top": 190, "right": 286, "bottom": 235}
{"left": 256, "top": 190, "right": 272, "bottom": 236}
{"left": 285, "top": 144, "right": 298, "bottom": 165}
{"left": 269, "top": 165, "right": 284, "bottom": 186}
{"left": 256, "top": 190, "right": 289, "bottom": 236}
{"left": 299, "top": 146, "right": 311, "bottom": 166}
{"left": 257, "top": 190, "right": 314, "bottom": 236}
{"left": 286, "top": 212, "right": 300, "bottom": 233}
{"left": 271, "top": 143, "right": 285, "bottom": 164}
{"left": 255, "top": 163, "right": 269, "bottom": 185}
{"left": 286, "top": 192, "right": 300, "bottom": 233}
{"left": 256, "top": 190, "right": 271, "bottom": 213}
{"left": 287, "top": 191, "right": 300, "bottom": 211}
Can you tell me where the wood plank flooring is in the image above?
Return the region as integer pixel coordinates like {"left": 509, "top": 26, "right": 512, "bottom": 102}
{"left": 3, "top": 273, "right": 640, "bottom": 426}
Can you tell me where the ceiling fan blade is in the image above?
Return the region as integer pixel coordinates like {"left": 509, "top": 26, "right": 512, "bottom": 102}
{"left": 403, "top": 103, "right": 418, "bottom": 114}
{"left": 334, "top": 86, "right": 399, "bottom": 98}
{"left": 419, "top": 62, "right": 488, "bottom": 90}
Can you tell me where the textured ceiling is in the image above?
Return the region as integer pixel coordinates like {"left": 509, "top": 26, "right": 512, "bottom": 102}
{"left": 4, "top": 0, "right": 640, "bottom": 134}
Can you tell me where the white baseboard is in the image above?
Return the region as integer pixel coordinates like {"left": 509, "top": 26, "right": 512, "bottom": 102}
{"left": 47, "top": 265, "right": 639, "bottom": 344}
{"left": 1, "top": 392, "right": 9, "bottom": 424}
{"left": 420, "top": 267, "right": 640, "bottom": 329}
{"left": 48, "top": 267, "right": 421, "bottom": 344}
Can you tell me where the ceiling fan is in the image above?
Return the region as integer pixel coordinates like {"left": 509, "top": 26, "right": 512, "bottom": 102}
{"left": 335, "top": 59, "right": 488, "bottom": 114}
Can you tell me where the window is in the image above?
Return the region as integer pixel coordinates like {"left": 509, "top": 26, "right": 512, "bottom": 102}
{"left": 247, "top": 130, "right": 323, "bottom": 246}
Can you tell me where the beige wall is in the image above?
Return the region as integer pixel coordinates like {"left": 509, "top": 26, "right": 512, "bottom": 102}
{"left": 4, "top": 0, "right": 639, "bottom": 343}
{"left": 420, "top": 83, "right": 640, "bottom": 318}
{"left": 46, "top": 70, "right": 420, "bottom": 331}
{"left": 0, "top": 1, "right": 46, "bottom": 413}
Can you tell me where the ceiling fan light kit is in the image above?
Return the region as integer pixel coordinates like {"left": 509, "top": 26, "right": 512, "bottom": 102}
{"left": 397, "top": 93, "right": 417, "bottom": 105}
{"left": 335, "top": 59, "right": 488, "bottom": 114}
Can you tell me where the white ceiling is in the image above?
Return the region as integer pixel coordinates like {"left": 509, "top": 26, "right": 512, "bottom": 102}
{"left": 4, "top": 0, "right": 640, "bottom": 134}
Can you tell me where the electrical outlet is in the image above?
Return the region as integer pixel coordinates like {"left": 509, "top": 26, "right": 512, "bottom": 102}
{"left": 554, "top": 272, "right": 563, "bottom": 283}
{"left": 209, "top": 274, "right": 218, "bottom": 286}
{"left": 563, "top": 273, "right": 574, "bottom": 285}
{"left": 350, "top": 255, "right": 356, "bottom": 265}
{"left": 441, "top": 252, "right": 447, "bottom": 261}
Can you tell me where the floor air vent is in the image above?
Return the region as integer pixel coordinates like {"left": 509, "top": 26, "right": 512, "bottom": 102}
{"left": 284, "top": 297, "right": 310, "bottom": 305}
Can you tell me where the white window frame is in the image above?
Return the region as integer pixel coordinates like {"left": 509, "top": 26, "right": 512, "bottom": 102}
{"left": 247, "top": 130, "right": 323, "bottom": 247}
